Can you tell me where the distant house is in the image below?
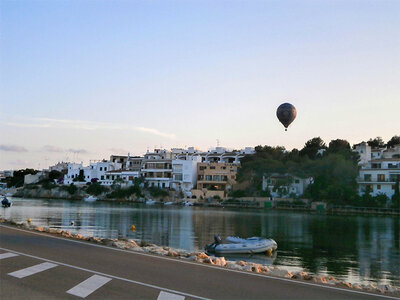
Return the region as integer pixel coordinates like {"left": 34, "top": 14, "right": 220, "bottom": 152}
{"left": 354, "top": 143, "right": 400, "bottom": 198}
{"left": 262, "top": 174, "right": 313, "bottom": 198}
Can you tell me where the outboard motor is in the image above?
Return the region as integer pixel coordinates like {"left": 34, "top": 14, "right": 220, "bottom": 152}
{"left": 214, "top": 234, "right": 222, "bottom": 245}
{"left": 2, "top": 197, "right": 11, "bottom": 208}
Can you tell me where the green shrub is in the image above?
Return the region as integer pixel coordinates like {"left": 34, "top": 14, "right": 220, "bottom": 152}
{"left": 87, "top": 183, "right": 109, "bottom": 196}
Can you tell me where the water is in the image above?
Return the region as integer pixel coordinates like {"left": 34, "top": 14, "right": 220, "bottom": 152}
{"left": 1, "top": 197, "right": 399, "bottom": 287}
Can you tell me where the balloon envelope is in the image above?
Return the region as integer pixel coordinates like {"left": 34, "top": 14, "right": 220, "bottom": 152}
{"left": 276, "top": 103, "right": 296, "bottom": 130}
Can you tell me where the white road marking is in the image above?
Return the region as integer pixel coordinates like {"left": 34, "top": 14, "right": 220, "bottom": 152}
{"left": 158, "top": 291, "right": 185, "bottom": 300}
{"left": 1, "top": 225, "right": 398, "bottom": 300}
{"left": 8, "top": 262, "right": 58, "bottom": 278}
{"left": 0, "top": 246, "right": 209, "bottom": 300}
{"left": 67, "top": 274, "right": 111, "bottom": 298}
{"left": 0, "top": 252, "right": 19, "bottom": 259}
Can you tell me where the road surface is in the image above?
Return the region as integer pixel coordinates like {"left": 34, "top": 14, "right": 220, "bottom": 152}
{"left": 0, "top": 224, "right": 396, "bottom": 299}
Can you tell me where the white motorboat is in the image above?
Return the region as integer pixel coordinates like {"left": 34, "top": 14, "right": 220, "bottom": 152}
{"left": 83, "top": 195, "right": 97, "bottom": 202}
{"left": 146, "top": 199, "right": 156, "bottom": 205}
{"left": 205, "top": 235, "right": 277, "bottom": 255}
{"left": 182, "top": 201, "right": 194, "bottom": 206}
{"left": 164, "top": 201, "right": 173, "bottom": 205}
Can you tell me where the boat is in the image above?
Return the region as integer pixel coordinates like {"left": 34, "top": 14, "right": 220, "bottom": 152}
{"left": 205, "top": 235, "right": 277, "bottom": 255}
{"left": 182, "top": 201, "right": 194, "bottom": 206}
{"left": 145, "top": 199, "right": 156, "bottom": 205}
{"left": 164, "top": 201, "right": 173, "bottom": 205}
{"left": 1, "top": 196, "right": 11, "bottom": 208}
{"left": 83, "top": 195, "right": 97, "bottom": 202}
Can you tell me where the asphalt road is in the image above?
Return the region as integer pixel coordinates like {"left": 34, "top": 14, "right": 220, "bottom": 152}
{"left": 0, "top": 225, "right": 397, "bottom": 300}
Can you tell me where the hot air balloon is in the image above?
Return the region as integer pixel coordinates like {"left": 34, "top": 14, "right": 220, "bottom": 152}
{"left": 276, "top": 103, "right": 296, "bottom": 131}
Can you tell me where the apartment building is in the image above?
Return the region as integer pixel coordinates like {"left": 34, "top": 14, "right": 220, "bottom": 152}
{"left": 192, "top": 162, "right": 239, "bottom": 199}
{"left": 171, "top": 156, "right": 202, "bottom": 196}
{"left": 358, "top": 158, "right": 400, "bottom": 198}
{"left": 141, "top": 149, "right": 173, "bottom": 188}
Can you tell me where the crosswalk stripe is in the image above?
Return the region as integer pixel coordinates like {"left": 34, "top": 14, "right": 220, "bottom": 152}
{"left": 157, "top": 291, "right": 185, "bottom": 300}
{"left": 66, "top": 274, "right": 111, "bottom": 298}
{"left": 8, "top": 262, "right": 58, "bottom": 278}
{"left": 0, "top": 252, "right": 19, "bottom": 259}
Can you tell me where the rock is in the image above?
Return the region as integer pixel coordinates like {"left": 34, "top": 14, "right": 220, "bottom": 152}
{"left": 35, "top": 226, "right": 44, "bottom": 232}
{"left": 102, "top": 238, "right": 114, "bottom": 246}
{"left": 336, "top": 281, "right": 352, "bottom": 288}
{"left": 213, "top": 257, "right": 227, "bottom": 267}
{"left": 225, "top": 261, "right": 245, "bottom": 270}
{"left": 269, "top": 268, "right": 293, "bottom": 278}
{"left": 236, "top": 261, "right": 246, "bottom": 266}
{"left": 61, "top": 231, "right": 72, "bottom": 238}
{"left": 131, "top": 246, "right": 144, "bottom": 252}
{"left": 196, "top": 252, "right": 209, "bottom": 260}
{"left": 259, "top": 266, "right": 271, "bottom": 274}
{"left": 167, "top": 250, "right": 179, "bottom": 257}
{"left": 203, "top": 257, "right": 214, "bottom": 264}
{"left": 313, "top": 276, "right": 327, "bottom": 284}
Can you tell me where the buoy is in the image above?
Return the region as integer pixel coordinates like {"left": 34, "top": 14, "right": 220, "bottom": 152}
{"left": 265, "top": 249, "right": 273, "bottom": 256}
{"left": 70, "top": 221, "right": 75, "bottom": 225}
{"left": 27, "top": 218, "right": 31, "bottom": 223}
{"left": 130, "top": 225, "right": 135, "bottom": 232}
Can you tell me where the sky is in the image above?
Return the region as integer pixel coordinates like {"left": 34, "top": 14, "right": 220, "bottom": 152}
{"left": 1, "top": 0, "right": 399, "bottom": 170}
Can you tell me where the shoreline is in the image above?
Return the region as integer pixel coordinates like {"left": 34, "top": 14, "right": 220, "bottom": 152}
{"left": 0, "top": 217, "right": 398, "bottom": 296}
{"left": 8, "top": 193, "right": 400, "bottom": 216}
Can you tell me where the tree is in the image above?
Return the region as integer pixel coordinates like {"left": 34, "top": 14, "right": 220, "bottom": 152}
{"left": 387, "top": 135, "right": 400, "bottom": 148}
{"left": 328, "top": 139, "right": 350, "bottom": 153}
{"left": 300, "top": 137, "right": 327, "bottom": 159}
{"left": 48, "top": 170, "right": 62, "bottom": 181}
{"left": 6, "top": 169, "right": 38, "bottom": 187}
{"left": 367, "top": 137, "right": 385, "bottom": 148}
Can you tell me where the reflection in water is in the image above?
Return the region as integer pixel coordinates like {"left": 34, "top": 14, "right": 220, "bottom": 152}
{"left": 1, "top": 198, "right": 399, "bottom": 287}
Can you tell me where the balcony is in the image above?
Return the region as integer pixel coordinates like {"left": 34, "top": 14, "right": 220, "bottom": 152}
{"left": 357, "top": 178, "right": 397, "bottom": 184}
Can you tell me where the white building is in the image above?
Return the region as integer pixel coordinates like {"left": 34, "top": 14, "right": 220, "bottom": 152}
{"left": 63, "top": 161, "right": 122, "bottom": 185}
{"left": 262, "top": 174, "right": 313, "bottom": 198}
{"left": 171, "top": 156, "right": 202, "bottom": 196}
{"left": 358, "top": 158, "right": 400, "bottom": 198}
{"left": 103, "top": 170, "right": 140, "bottom": 186}
{"left": 141, "top": 149, "right": 173, "bottom": 188}
{"left": 355, "top": 143, "right": 400, "bottom": 198}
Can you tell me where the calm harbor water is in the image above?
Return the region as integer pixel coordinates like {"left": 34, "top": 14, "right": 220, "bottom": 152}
{"left": 1, "top": 197, "right": 399, "bottom": 287}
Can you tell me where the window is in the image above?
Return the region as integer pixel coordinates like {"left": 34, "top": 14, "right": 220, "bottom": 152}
{"left": 106, "top": 175, "right": 109, "bottom": 179}
{"left": 101, "top": 176, "right": 104, "bottom": 180}
{"left": 392, "top": 185, "right": 396, "bottom": 190}
{"left": 295, "top": 179, "right": 300, "bottom": 183}
{"left": 174, "top": 174, "right": 183, "bottom": 181}
{"left": 198, "top": 175, "right": 204, "bottom": 180}
{"left": 104, "top": 167, "right": 107, "bottom": 171}
{"left": 222, "top": 166, "right": 226, "bottom": 170}
{"left": 206, "top": 175, "right": 212, "bottom": 181}
{"left": 377, "top": 174, "right": 385, "bottom": 182}
{"left": 100, "top": 167, "right": 103, "bottom": 171}
{"left": 377, "top": 184, "right": 381, "bottom": 190}
{"left": 199, "top": 166, "right": 207, "bottom": 171}
{"left": 210, "top": 166, "right": 215, "bottom": 170}
{"left": 213, "top": 175, "right": 220, "bottom": 181}
{"left": 364, "top": 174, "right": 372, "bottom": 181}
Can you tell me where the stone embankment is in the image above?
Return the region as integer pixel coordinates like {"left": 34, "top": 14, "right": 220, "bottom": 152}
{"left": 0, "top": 218, "right": 399, "bottom": 296}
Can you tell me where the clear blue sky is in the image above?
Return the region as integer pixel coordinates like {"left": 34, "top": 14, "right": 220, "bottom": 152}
{"left": 1, "top": 0, "right": 399, "bottom": 169}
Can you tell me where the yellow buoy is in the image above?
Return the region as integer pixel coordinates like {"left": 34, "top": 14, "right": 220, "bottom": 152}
{"left": 130, "top": 225, "right": 135, "bottom": 232}
{"left": 27, "top": 218, "right": 31, "bottom": 223}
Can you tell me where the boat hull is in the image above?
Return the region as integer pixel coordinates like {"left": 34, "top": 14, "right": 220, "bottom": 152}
{"left": 206, "top": 238, "right": 277, "bottom": 255}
